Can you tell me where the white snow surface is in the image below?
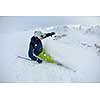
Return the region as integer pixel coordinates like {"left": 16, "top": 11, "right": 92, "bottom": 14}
{"left": 0, "top": 24, "right": 100, "bottom": 82}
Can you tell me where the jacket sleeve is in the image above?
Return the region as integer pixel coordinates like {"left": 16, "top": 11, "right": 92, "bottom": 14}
{"left": 28, "top": 46, "right": 37, "bottom": 61}
{"left": 42, "top": 32, "right": 55, "bottom": 39}
{"left": 28, "top": 45, "right": 42, "bottom": 62}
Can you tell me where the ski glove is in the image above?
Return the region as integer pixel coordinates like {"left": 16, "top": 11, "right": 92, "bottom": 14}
{"left": 37, "top": 58, "right": 42, "bottom": 63}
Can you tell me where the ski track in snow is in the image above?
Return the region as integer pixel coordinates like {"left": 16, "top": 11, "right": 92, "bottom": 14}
{"left": 0, "top": 25, "right": 100, "bottom": 82}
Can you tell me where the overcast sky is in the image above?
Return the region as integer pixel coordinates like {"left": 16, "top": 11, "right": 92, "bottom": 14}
{"left": 0, "top": 16, "right": 100, "bottom": 33}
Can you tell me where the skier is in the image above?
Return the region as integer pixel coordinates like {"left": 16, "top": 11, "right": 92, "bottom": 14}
{"left": 28, "top": 31, "right": 55, "bottom": 63}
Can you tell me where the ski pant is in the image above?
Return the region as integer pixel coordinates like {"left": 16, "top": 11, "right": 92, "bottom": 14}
{"left": 38, "top": 49, "right": 55, "bottom": 63}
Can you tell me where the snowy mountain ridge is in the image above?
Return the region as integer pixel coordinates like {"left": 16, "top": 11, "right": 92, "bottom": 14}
{"left": 44, "top": 24, "right": 100, "bottom": 31}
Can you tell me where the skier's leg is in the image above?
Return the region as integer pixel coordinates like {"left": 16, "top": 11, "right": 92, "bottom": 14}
{"left": 38, "top": 49, "right": 55, "bottom": 63}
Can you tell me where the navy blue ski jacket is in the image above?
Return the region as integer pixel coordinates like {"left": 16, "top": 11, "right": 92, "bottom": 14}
{"left": 28, "top": 36, "right": 43, "bottom": 61}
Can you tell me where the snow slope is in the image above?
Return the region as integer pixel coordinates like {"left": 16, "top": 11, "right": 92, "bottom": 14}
{"left": 0, "top": 24, "right": 100, "bottom": 82}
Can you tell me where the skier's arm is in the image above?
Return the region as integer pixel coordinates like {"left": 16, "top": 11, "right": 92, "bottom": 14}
{"left": 41, "top": 32, "right": 55, "bottom": 39}
{"left": 28, "top": 46, "right": 42, "bottom": 63}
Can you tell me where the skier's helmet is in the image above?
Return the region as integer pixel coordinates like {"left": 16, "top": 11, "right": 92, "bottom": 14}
{"left": 34, "top": 31, "right": 43, "bottom": 37}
